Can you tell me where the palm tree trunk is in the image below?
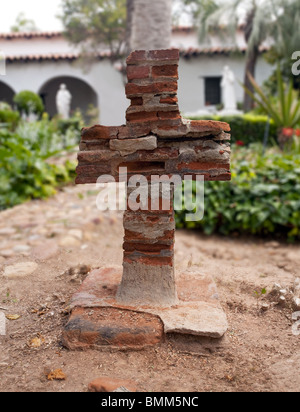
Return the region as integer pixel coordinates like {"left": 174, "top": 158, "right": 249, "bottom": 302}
{"left": 243, "top": 48, "right": 259, "bottom": 112}
{"left": 125, "top": 0, "right": 134, "bottom": 55}
{"left": 130, "top": 0, "right": 173, "bottom": 50}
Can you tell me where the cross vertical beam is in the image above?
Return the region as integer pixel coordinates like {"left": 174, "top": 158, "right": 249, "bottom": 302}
{"left": 118, "top": 185, "right": 177, "bottom": 306}
{"left": 74, "top": 48, "right": 231, "bottom": 314}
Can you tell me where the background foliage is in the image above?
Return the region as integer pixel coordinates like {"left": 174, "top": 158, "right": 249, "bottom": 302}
{"left": 176, "top": 144, "right": 300, "bottom": 241}
{"left": 0, "top": 117, "right": 78, "bottom": 211}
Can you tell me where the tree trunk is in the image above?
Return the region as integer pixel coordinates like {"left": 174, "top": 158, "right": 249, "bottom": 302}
{"left": 130, "top": 0, "right": 173, "bottom": 50}
{"left": 243, "top": 48, "right": 259, "bottom": 112}
{"left": 125, "top": 0, "right": 134, "bottom": 55}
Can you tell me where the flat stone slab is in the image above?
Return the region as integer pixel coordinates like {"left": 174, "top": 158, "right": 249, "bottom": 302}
{"left": 3, "top": 262, "right": 38, "bottom": 279}
{"left": 63, "top": 266, "right": 228, "bottom": 349}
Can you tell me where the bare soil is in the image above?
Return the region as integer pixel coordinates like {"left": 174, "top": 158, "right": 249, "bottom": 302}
{"left": 0, "top": 184, "right": 299, "bottom": 392}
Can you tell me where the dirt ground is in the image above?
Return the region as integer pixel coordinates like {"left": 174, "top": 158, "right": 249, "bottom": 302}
{"left": 0, "top": 184, "right": 299, "bottom": 393}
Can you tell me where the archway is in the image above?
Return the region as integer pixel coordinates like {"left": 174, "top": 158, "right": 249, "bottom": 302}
{"left": 0, "top": 81, "right": 15, "bottom": 106}
{"left": 39, "top": 76, "right": 99, "bottom": 122}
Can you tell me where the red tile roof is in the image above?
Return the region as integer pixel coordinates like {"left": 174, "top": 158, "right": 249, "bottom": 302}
{"left": 0, "top": 31, "right": 62, "bottom": 40}
{"left": 5, "top": 51, "right": 111, "bottom": 63}
{"left": 0, "top": 28, "right": 269, "bottom": 62}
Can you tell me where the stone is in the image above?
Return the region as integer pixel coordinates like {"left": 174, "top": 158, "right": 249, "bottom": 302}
{"left": 59, "top": 236, "right": 81, "bottom": 248}
{"left": 109, "top": 136, "right": 157, "bottom": 156}
{"left": 266, "top": 241, "right": 280, "bottom": 249}
{"left": 293, "top": 297, "right": 300, "bottom": 311}
{"left": 68, "top": 229, "right": 83, "bottom": 240}
{"left": 113, "top": 387, "right": 131, "bottom": 393}
{"left": 294, "top": 278, "right": 300, "bottom": 295}
{"left": 31, "top": 240, "right": 59, "bottom": 261}
{"left": 0, "top": 312, "right": 6, "bottom": 336}
{"left": 13, "top": 245, "right": 31, "bottom": 254}
{"left": 278, "top": 296, "right": 286, "bottom": 307}
{"left": 0, "top": 228, "right": 16, "bottom": 236}
{"left": 261, "top": 303, "right": 270, "bottom": 312}
{"left": 3, "top": 262, "right": 38, "bottom": 279}
{"left": 88, "top": 377, "right": 137, "bottom": 393}
{"left": 0, "top": 250, "right": 14, "bottom": 258}
{"left": 273, "top": 283, "right": 282, "bottom": 292}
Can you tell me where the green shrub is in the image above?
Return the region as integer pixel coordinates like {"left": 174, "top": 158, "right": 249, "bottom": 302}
{"left": 175, "top": 144, "right": 300, "bottom": 241}
{"left": 54, "top": 110, "right": 84, "bottom": 137}
{"left": 15, "top": 116, "right": 81, "bottom": 156}
{"left": 0, "top": 126, "right": 76, "bottom": 210}
{"left": 13, "top": 90, "right": 44, "bottom": 116}
{"left": 0, "top": 109, "right": 20, "bottom": 130}
{"left": 187, "top": 114, "right": 278, "bottom": 146}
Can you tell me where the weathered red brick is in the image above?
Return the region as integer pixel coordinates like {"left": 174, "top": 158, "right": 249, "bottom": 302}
{"left": 78, "top": 150, "right": 118, "bottom": 163}
{"left": 123, "top": 242, "right": 174, "bottom": 253}
{"left": 153, "top": 123, "right": 187, "bottom": 136}
{"left": 160, "top": 96, "right": 178, "bottom": 105}
{"left": 63, "top": 306, "right": 163, "bottom": 350}
{"left": 76, "top": 164, "right": 111, "bottom": 179}
{"left": 81, "top": 125, "right": 118, "bottom": 140}
{"left": 126, "top": 50, "right": 147, "bottom": 64}
{"left": 177, "top": 162, "right": 230, "bottom": 171}
{"left": 118, "top": 124, "right": 152, "bottom": 139}
{"left": 188, "top": 120, "right": 231, "bottom": 134}
{"left": 152, "top": 65, "right": 178, "bottom": 78}
{"left": 75, "top": 175, "right": 98, "bottom": 184}
{"left": 124, "top": 229, "right": 175, "bottom": 245}
{"left": 158, "top": 111, "right": 181, "bottom": 120}
{"left": 125, "top": 147, "right": 179, "bottom": 161}
{"left": 130, "top": 97, "right": 143, "bottom": 106}
{"left": 127, "top": 65, "right": 150, "bottom": 81}
{"left": 126, "top": 111, "right": 158, "bottom": 123}
{"left": 126, "top": 81, "right": 178, "bottom": 97}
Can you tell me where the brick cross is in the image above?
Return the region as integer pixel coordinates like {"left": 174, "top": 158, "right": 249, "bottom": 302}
{"left": 76, "top": 49, "right": 231, "bottom": 307}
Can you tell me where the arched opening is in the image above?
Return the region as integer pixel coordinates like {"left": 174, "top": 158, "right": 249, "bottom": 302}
{"left": 0, "top": 81, "right": 15, "bottom": 106}
{"left": 39, "top": 76, "right": 99, "bottom": 122}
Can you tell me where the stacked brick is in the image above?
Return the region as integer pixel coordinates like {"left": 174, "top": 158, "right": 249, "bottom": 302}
{"left": 76, "top": 49, "right": 231, "bottom": 185}
{"left": 76, "top": 49, "right": 231, "bottom": 306}
{"left": 119, "top": 203, "right": 177, "bottom": 305}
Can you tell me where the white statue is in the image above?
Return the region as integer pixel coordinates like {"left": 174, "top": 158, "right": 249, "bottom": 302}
{"left": 221, "top": 66, "right": 237, "bottom": 111}
{"left": 56, "top": 84, "right": 72, "bottom": 119}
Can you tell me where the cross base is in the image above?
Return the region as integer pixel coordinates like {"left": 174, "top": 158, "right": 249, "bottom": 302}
{"left": 62, "top": 266, "right": 228, "bottom": 351}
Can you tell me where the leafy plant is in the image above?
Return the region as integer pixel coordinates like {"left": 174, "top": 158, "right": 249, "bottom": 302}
{"left": 13, "top": 91, "right": 44, "bottom": 116}
{"left": 60, "top": 0, "right": 127, "bottom": 62}
{"left": 254, "top": 288, "right": 267, "bottom": 311}
{"left": 0, "top": 121, "right": 77, "bottom": 211}
{"left": 10, "top": 12, "right": 39, "bottom": 33}
{"left": 0, "top": 108, "right": 20, "bottom": 130}
{"left": 176, "top": 144, "right": 300, "bottom": 241}
{"left": 244, "top": 67, "right": 300, "bottom": 130}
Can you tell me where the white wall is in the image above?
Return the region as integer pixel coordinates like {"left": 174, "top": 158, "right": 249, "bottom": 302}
{"left": 178, "top": 55, "right": 274, "bottom": 114}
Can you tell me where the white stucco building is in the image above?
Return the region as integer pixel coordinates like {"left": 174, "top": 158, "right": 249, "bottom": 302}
{"left": 0, "top": 28, "right": 273, "bottom": 125}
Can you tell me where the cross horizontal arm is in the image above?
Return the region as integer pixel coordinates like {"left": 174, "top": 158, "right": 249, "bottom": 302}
{"left": 76, "top": 49, "right": 231, "bottom": 185}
